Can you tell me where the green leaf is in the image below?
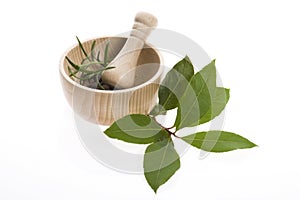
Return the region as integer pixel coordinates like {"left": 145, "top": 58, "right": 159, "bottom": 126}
{"left": 182, "top": 131, "right": 257, "bottom": 152}
{"left": 105, "top": 66, "right": 115, "bottom": 70}
{"left": 90, "top": 40, "right": 96, "bottom": 60}
{"left": 65, "top": 56, "right": 80, "bottom": 70}
{"left": 144, "top": 138, "right": 180, "bottom": 193}
{"left": 199, "top": 87, "right": 230, "bottom": 124}
{"left": 157, "top": 56, "right": 194, "bottom": 111}
{"left": 197, "top": 60, "right": 230, "bottom": 123}
{"left": 76, "top": 36, "right": 90, "bottom": 60}
{"left": 199, "top": 59, "right": 216, "bottom": 89}
{"left": 104, "top": 42, "right": 110, "bottom": 66}
{"left": 197, "top": 60, "right": 229, "bottom": 124}
{"left": 104, "top": 114, "right": 168, "bottom": 144}
{"left": 96, "top": 51, "right": 101, "bottom": 62}
{"left": 174, "top": 71, "right": 211, "bottom": 130}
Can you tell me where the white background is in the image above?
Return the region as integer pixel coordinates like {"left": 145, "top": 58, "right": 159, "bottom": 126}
{"left": 1, "top": 0, "right": 300, "bottom": 199}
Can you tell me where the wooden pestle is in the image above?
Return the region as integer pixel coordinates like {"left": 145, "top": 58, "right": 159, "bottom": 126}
{"left": 101, "top": 12, "right": 157, "bottom": 89}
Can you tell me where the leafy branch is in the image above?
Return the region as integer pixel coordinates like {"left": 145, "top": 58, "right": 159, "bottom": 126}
{"left": 104, "top": 56, "right": 257, "bottom": 193}
{"left": 66, "top": 36, "right": 115, "bottom": 90}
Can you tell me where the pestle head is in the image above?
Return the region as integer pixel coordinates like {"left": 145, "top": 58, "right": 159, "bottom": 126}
{"left": 135, "top": 12, "right": 158, "bottom": 28}
{"left": 131, "top": 12, "right": 158, "bottom": 41}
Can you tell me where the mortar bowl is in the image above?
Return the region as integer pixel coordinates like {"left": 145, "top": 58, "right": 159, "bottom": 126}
{"left": 59, "top": 37, "right": 162, "bottom": 125}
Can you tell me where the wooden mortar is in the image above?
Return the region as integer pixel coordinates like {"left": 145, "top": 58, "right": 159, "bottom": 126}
{"left": 59, "top": 37, "right": 162, "bottom": 125}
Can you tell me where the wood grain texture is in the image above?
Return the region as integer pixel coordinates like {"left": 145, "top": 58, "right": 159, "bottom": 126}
{"left": 60, "top": 37, "right": 162, "bottom": 125}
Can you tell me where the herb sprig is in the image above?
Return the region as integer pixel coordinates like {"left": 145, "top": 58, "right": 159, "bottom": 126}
{"left": 104, "top": 56, "right": 257, "bottom": 193}
{"left": 66, "top": 36, "right": 114, "bottom": 90}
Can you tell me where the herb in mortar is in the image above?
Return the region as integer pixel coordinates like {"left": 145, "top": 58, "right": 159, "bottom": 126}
{"left": 104, "top": 56, "right": 257, "bottom": 193}
{"left": 66, "top": 36, "right": 115, "bottom": 90}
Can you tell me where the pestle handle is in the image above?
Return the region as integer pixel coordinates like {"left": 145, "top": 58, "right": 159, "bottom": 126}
{"left": 101, "top": 12, "right": 157, "bottom": 89}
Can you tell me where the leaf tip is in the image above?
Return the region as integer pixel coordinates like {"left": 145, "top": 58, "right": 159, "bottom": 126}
{"left": 75, "top": 36, "right": 81, "bottom": 44}
{"left": 184, "top": 55, "right": 191, "bottom": 63}
{"left": 103, "top": 129, "right": 108, "bottom": 134}
{"left": 245, "top": 137, "right": 258, "bottom": 148}
{"left": 251, "top": 142, "right": 259, "bottom": 148}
